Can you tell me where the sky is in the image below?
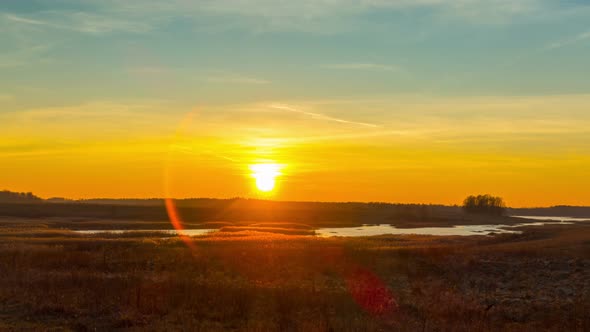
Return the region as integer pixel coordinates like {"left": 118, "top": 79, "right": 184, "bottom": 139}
{"left": 1, "top": 0, "right": 590, "bottom": 207}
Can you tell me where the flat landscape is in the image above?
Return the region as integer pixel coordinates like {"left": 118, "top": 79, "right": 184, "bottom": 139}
{"left": 0, "top": 208, "right": 588, "bottom": 331}
{"left": 3, "top": 1, "right": 590, "bottom": 330}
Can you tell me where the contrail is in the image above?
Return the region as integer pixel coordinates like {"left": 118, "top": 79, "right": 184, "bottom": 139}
{"left": 269, "top": 104, "right": 379, "bottom": 128}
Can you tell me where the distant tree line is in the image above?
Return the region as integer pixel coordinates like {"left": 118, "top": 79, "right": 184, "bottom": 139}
{"left": 0, "top": 190, "right": 42, "bottom": 203}
{"left": 462, "top": 194, "right": 506, "bottom": 216}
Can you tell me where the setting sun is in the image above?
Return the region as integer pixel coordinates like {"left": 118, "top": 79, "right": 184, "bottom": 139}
{"left": 250, "top": 164, "right": 281, "bottom": 192}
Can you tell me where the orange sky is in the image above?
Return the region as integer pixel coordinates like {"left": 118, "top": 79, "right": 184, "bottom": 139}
{"left": 2, "top": 96, "right": 589, "bottom": 207}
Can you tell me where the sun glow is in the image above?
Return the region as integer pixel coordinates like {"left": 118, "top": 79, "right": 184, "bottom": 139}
{"left": 250, "top": 163, "right": 281, "bottom": 192}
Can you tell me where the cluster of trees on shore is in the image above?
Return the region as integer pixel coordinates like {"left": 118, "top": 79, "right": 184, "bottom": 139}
{"left": 0, "top": 190, "right": 41, "bottom": 203}
{"left": 462, "top": 194, "right": 506, "bottom": 216}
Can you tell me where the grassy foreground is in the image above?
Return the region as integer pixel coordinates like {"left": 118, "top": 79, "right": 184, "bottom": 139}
{"left": 0, "top": 220, "right": 588, "bottom": 331}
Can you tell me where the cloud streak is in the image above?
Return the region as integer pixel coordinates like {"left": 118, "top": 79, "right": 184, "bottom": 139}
{"left": 269, "top": 104, "right": 379, "bottom": 128}
{"left": 4, "top": 14, "right": 46, "bottom": 26}
{"left": 207, "top": 75, "right": 271, "bottom": 85}
{"left": 2, "top": 12, "right": 151, "bottom": 34}
{"left": 111, "top": 0, "right": 547, "bottom": 22}
{"left": 322, "top": 63, "right": 400, "bottom": 72}
{"left": 1, "top": 0, "right": 563, "bottom": 38}
{"left": 546, "top": 30, "right": 590, "bottom": 50}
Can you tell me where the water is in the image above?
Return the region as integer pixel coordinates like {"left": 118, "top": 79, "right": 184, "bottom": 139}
{"left": 511, "top": 215, "right": 590, "bottom": 222}
{"left": 316, "top": 216, "right": 585, "bottom": 237}
{"left": 315, "top": 224, "right": 519, "bottom": 237}
{"left": 319, "top": 222, "right": 556, "bottom": 237}
{"left": 74, "top": 229, "right": 215, "bottom": 236}
{"left": 72, "top": 216, "right": 587, "bottom": 238}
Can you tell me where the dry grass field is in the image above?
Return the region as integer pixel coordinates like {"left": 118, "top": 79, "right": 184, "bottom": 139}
{"left": 0, "top": 218, "right": 588, "bottom": 331}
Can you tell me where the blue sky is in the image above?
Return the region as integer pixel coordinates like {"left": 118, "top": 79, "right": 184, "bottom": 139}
{"left": 2, "top": 0, "right": 590, "bottom": 108}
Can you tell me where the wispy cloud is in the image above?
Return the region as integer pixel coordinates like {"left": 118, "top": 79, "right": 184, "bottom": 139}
{"left": 321, "top": 63, "right": 400, "bottom": 72}
{"left": 269, "top": 104, "right": 379, "bottom": 128}
{"left": 127, "top": 0, "right": 546, "bottom": 23}
{"left": 3, "top": 0, "right": 558, "bottom": 38}
{"left": 0, "top": 100, "right": 181, "bottom": 139}
{"left": 207, "top": 75, "right": 271, "bottom": 85}
{"left": 0, "top": 0, "right": 581, "bottom": 40}
{"left": 2, "top": 12, "right": 150, "bottom": 34}
{"left": 128, "top": 66, "right": 172, "bottom": 75}
{"left": 545, "top": 30, "right": 590, "bottom": 50}
{"left": 4, "top": 14, "right": 47, "bottom": 26}
{"left": 260, "top": 94, "right": 590, "bottom": 142}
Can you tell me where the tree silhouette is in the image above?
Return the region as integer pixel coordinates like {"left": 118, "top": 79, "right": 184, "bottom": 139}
{"left": 462, "top": 194, "right": 506, "bottom": 216}
{"left": 0, "top": 190, "right": 42, "bottom": 203}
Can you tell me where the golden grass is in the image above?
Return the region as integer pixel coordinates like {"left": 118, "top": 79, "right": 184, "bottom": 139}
{"left": 0, "top": 221, "right": 588, "bottom": 331}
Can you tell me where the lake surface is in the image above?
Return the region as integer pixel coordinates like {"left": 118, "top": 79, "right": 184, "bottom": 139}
{"left": 73, "top": 215, "right": 586, "bottom": 237}
{"left": 75, "top": 229, "right": 215, "bottom": 236}
{"left": 317, "top": 216, "right": 586, "bottom": 237}
{"left": 511, "top": 215, "right": 590, "bottom": 222}
{"left": 315, "top": 219, "right": 576, "bottom": 237}
{"left": 315, "top": 224, "right": 519, "bottom": 237}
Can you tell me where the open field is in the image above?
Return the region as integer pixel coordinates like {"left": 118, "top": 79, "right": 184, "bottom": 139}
{"left": 0, "top": 218, "right": 588, "bottom": 331}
